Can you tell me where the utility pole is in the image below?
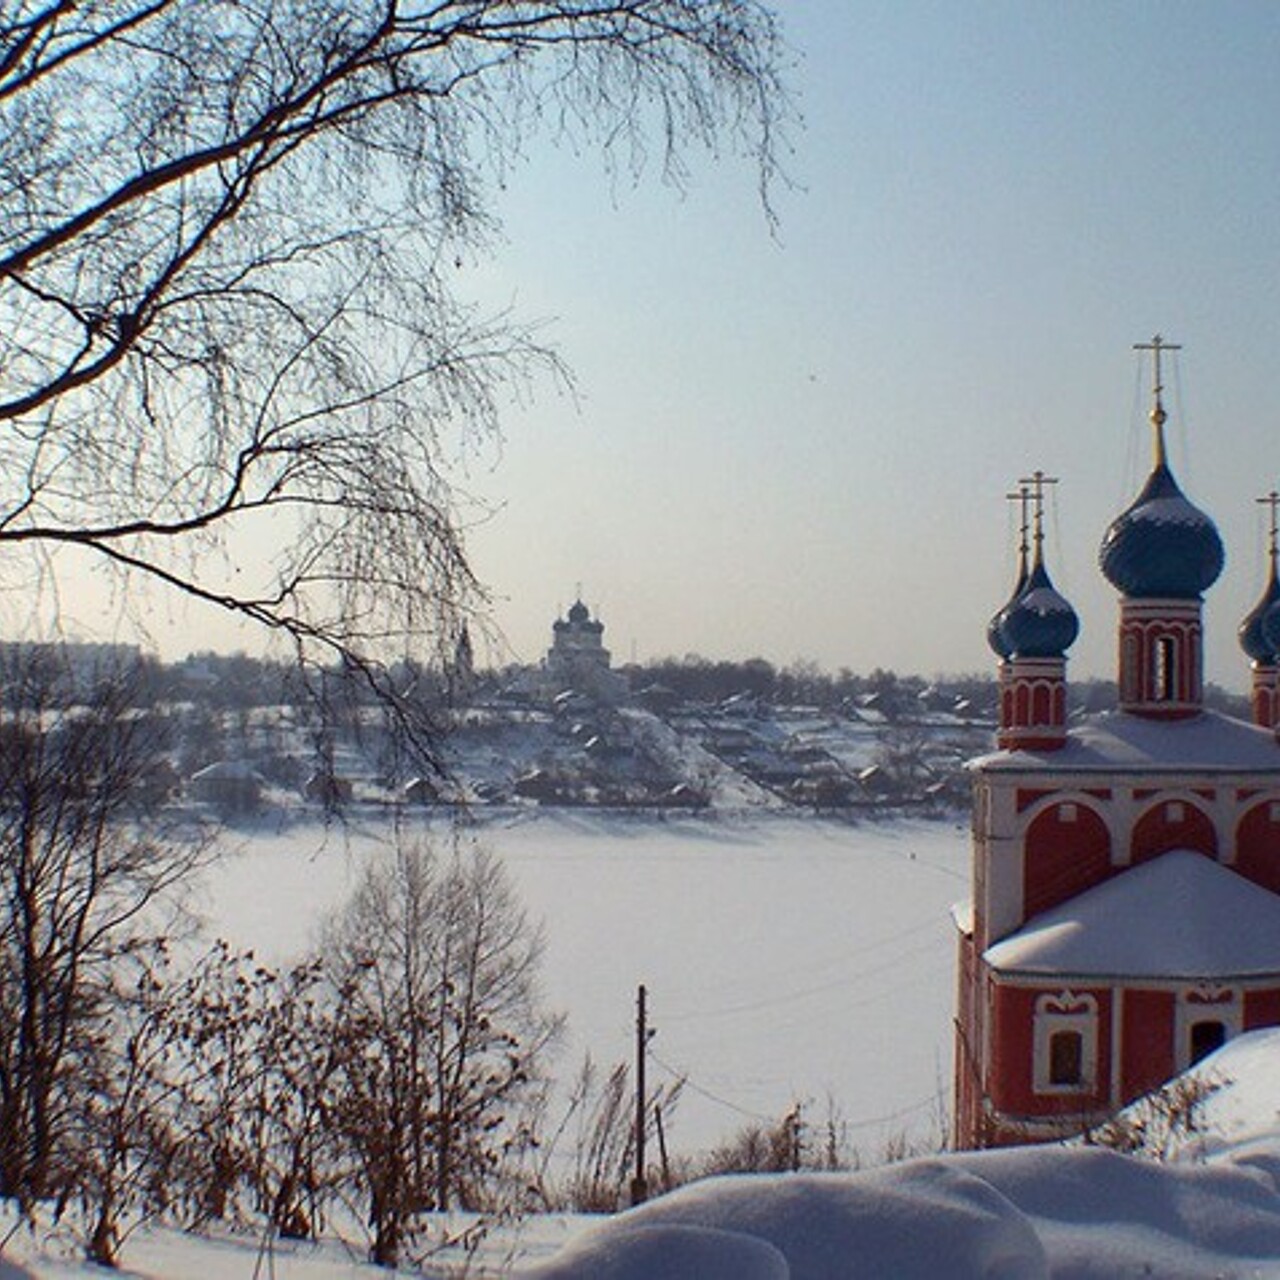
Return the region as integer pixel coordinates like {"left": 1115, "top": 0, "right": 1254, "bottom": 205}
{"left": 655, "top": 1103, "right": 671, "bottom": 1192}
{"left": 631, "top": 983, "right": 650, "bottom": 1205}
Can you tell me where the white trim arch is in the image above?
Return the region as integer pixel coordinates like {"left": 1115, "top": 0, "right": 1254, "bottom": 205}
{"left": 1129, "top": 791, "right": 1220, "bottom": 864}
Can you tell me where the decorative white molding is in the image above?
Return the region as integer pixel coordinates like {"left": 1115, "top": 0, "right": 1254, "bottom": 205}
{"left": 1174, "top": 986, "right": 1239, "bottom": 1073}
{"left": 1033, "top": 991, "right": 1098, "bottom": 1094}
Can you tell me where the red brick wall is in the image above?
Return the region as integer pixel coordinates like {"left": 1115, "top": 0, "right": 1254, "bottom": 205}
{"left": 1130, "top": 802, "right": 1216, "bottom": 864}
{"left": 1235, "top": 802, "right": 1280, "bottom": 893}
{"left": 1120, "top": 988, "right": 1174, "bottom": 1102}
{"left": 1023, "top": 802, "right": 1112, "bottom": 919}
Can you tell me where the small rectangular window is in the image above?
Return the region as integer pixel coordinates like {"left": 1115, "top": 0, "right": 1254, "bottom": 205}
{"left": 1189, "top": 1020, "right": 1226, "bottom": 1065}
{"left": 1166, "top": 801, "right": 1184, "bottom": 823}
{"left": 1049, "top": 1030, "right": 1084, "bottom": 1086}
{"left": 1270, "top": 801, "right": 1280, "bottom": 823}
{"left": 1059, "top": 803, "right": 1077, "bottom": 823}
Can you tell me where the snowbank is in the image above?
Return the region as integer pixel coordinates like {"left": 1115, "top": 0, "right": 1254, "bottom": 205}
{"left": 521, "top": 1145, "right": 1280, "bottom": 1279}
{"left": 523, "top": 1028, "right": 1280, "bottom": 1280}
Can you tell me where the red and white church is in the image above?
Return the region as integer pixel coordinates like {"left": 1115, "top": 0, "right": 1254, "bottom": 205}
{"left": 954, "top": 341, "right": 1280, "bottom": 1149}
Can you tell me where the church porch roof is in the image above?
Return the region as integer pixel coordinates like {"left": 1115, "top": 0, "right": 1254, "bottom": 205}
{"left": 984, "top": 850, "right": 1280, "bottom": 981}
{"left": 970, "top": 708, "right": 1280, "bottom": 775}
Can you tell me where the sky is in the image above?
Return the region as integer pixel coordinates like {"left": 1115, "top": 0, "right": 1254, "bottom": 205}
{"left": 453, "top": 0, "right": 1280, "bottom": 691}
{"left": 44, "top": 2, "right": 1280, "bottom": 691}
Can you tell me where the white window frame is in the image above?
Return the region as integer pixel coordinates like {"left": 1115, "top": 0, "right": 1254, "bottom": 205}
{"left": 1175, "top": 987, "right": 1239, "bottom": 1073}
{"left": 1033, "top": 991, "right": 1098, "bottom": 1095}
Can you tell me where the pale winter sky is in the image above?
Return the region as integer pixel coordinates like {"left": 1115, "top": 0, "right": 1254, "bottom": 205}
{"left": 460, "top": 0, "right": 1280, "bottom": 691}
{"left": 50, "top": 3, "right": 1280, "bottom": 690}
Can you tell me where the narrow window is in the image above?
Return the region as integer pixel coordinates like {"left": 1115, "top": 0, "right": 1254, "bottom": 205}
{"left": 1154, "top": 636, "right": 1176, "bottom": 701}
{"left": 1122, "top": 633, "right": 1140, "bottom": 701}
{"left": 1269, "top": 801, "right": 1280, "bottom": 823}
{"left": 1048, "top": 1030, "right": 1084, "bottom": 1086}
{"left": 1166, "top": 801, "right": 1184, "bottom": 823}
{"left": 1190, "top": 1020, "right": 1226, "bottom": 1065}
{"left": 1059, "top": 802, "right": 1077, "bottom": 823}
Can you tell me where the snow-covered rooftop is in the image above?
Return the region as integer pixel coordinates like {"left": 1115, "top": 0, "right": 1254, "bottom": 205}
{"left": 984, "top": 850, "right": 1280, "bottom": 979}
{"left": 971, "top": 708, "right": 1280, "bottom": 775}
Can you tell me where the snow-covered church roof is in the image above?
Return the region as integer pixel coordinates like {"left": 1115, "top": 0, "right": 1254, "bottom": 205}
{"left": 984, "top": 850, "right": 1280, "bottom": 980}
{"left": 971, "top": 709, "right": 1280, "bottom": 775}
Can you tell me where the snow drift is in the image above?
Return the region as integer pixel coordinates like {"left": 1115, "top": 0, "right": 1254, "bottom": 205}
{"left": 523, "top": 1029, "right": 1280, "bottom": 1280}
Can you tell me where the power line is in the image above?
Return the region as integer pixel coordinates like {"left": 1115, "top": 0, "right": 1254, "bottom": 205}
{"left": 649, "top": 1049, "right": 941, "bottom": 1135}
{"left": 656, "top": 913, "right": 944, "bottom": 1016}
{"left": 649, "top": 1049, "right": 778, "bottom": 1124}
{"left": 661, "top": 932, "right": 948, "bottom": 1025}
{"left": 843, "top": 1091, "right": 942, "bottom": 1133}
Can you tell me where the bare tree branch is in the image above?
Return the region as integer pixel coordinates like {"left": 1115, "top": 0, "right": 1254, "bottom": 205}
{"left": 0, "top": 0, "right": 791, "bottom": 754}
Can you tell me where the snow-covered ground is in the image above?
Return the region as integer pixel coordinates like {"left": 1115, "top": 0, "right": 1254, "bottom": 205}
{"left": 8, "top": 1030, "right": 1280, "bottom": 1277}
{"left": 9, "top": 813, "right": 1280, "bottom": 1277}
{"left": 195, "top": 810, "right": 970, "bottom": 1159}
{"left": 521, "top": 1029, "right": 1280, "bottom": 1279}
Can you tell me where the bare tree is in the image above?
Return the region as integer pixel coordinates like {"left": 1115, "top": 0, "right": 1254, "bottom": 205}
{"left": 71, "top": 941, "right": 187, "bottom": 1268}
{"left": 163, "top": 943, "right": 341, "bottom": 1240}
{"left": 321, "top": 836, "right": 559, "bottom": 1267}
{"left": 0, "top": 2, "right": 789, "bottom": 747}
{"left": 0, "top": 646, "right": 210, "bottom": 1210}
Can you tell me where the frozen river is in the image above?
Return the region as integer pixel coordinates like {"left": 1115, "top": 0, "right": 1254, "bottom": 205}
{"left": 197, "top": 810, "right": 970, "bottom": 1162}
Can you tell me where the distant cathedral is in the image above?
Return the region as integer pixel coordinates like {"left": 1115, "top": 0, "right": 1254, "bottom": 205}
{"left": 954, "top": 338, "right": 1280, "bottom": 1148}
{"left": 544, "top": 597, "right": 626, "bottom": 702}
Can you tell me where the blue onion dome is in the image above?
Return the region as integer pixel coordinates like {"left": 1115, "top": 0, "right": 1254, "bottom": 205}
{"left": 1098, "top": 461, "right": 1224, "bottom": 599}
{"left": 568, "top": 600, "right": 589, "bottom": 623}
{"left": 1000, "top": 556, "right": 1080, "bottom": 658}
{"left": 987, "top": 557, "right": 1028, "bottom": 660}
{"left": 1263, "top": 598, "right": 1280, "bottom": 662}
{"left": 1241, "top": 556, "right": 1280, "bottom": 662}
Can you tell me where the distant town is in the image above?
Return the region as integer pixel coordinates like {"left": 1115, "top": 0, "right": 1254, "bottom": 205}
{"left": 18, "top": 599, "right": 1249, "bottom": 820}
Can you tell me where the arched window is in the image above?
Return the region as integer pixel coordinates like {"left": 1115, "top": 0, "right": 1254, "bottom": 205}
{"left": 1154, "top": 635, "right": 1176, "bottom": 701}
{"left": 1122, "top": 632, "right": 1140, "bottom": 700}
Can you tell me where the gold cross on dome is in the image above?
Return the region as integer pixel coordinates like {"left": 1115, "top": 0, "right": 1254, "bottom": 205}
{"left": 1133, "top": 334, "right": 1181, "bottom": 401}
{"left": 1017, "top": 469, "right": 1059, "bottom": 555}
{"left": 1133, "top": 335, "right": 1181, "bottom": 464}
{"left": 1005, "top": 482, "right": 1032, "bottom": 561}
{"left": 1258, "top": 490, "right": 1280, "bottom": 562}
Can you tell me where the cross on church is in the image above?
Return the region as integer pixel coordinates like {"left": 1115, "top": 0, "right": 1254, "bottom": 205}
{"left": 1134, "top": 335, "right": 1180, "bottom": 461}
{"left": 1005, "top": 482, "right": 1031, "bottom": 558}
{"left": 1133, "top": 334, "right": 1181, "bottom": 401}
{"left": 1258, "top": 490, "right": 1280, "bottom": 563}
{"left": 1017, "top": 469, "right": 1058, "bottom": 554}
